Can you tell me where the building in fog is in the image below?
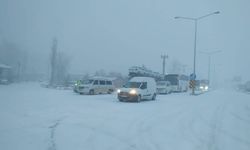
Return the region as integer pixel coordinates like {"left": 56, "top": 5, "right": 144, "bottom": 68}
{"left": 0, "top": 63, "right": 11, "bottom": 84}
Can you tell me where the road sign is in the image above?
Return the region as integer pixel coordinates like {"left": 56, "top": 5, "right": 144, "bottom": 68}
{"left": 190, "top": 73, "right": 196, "bottom": 80}
{"left": 189, "top": 80, "right": 196, "bottom": 89}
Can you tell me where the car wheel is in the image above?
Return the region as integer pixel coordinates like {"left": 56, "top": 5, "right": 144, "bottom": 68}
{"left": 108, "top": 89, "right": 113, "bottom": 94}
{"left": 152, "top": 93, "right": 156, "bottom": 100}
{"left": 166, "top": 90, "right": 169, "bottom": 94}
{"left": 89, "top": 90, "right": 94, "bottom": 95}
{"left": 137, "top": 95, "right": 141, "bottom": 103}
{"left": 165, "top": 90, "right": 168, "bottom": 94}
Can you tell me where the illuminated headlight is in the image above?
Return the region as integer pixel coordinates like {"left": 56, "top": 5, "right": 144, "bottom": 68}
{"left": 117, "top": 89, "right": 121, "bottom": 93}
{"left": 75, "top": 83, "right": 77, "bottom": 86}
{"left": 129, "top": 89, "right": 137, "bottom": 95}
{"left": 205, "top": 86, "right": 208, "bottom": 90}
{"left": 200, "top": 86, "right": 204, "bottom": 89}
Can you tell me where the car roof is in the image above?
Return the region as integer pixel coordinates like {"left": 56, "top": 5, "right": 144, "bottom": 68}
{"left": 130, "top": 77, "right": 155, "bottom": 82}
{"left": 89, "top": 76, "right": 114, "bottom": 81}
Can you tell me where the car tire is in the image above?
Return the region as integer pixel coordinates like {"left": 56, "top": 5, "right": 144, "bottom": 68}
{"left": 89, "top": 90, "right": 94, "bottom": 95}
{"left": 137, "top": 95, "right": 141, "bottom": 103}
{"left": 152, "top": 93, "right": 156, "bottom": 100}
{"left": 108, "top": 89, "right": 113, "bottom": 94}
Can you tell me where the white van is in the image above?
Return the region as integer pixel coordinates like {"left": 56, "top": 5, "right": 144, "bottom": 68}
{"left": 156, "top": 81, "right": 172, "bottom": 94}
{"left": 76, "top": 77, "right": 115, "bottom": 95}
{"left": 117, "top": 77, "right": 157, "bottom": 102}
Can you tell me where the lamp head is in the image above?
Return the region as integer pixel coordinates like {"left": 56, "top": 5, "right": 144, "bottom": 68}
{"left": 214, "top": 11, "right": 220, "bottom": 14}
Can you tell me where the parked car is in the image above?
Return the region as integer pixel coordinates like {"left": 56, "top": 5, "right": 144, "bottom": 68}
{"left": 0, "top": 79, "right": 9, "bottom": 85}
{"left": 76, "top": 77, "right": 115, "bottom": 95}
{"left": 73, "top": 80, "right": 83, "bottom": 93}
{"left": 156, "top": 81, "right": 172, "bottom": 94}
{"left": 245, "top": 81, "right": 250, "bottom": 92}
{"left": 117, "top": 77, "right": 156, "bottom": 102}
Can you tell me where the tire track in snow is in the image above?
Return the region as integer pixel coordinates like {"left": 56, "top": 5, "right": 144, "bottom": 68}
{"left": 131, "top": 114, "right": 159, "bottom": 150}
{"left": 178, "top": 107, "right": 206, "bottom": 149}
{"left": 79, "top": 105, "right": 186, "bottom": 150}
{"left": 177, "top": 101, "right": 227, "bottom": 150}
{"left": 133, "top": 104, "right": 188, "bottom": 150}
{"left": 230, "top": 112, "right": 250, "bottom": 124}
{"left": 48, "top": 119, "right": 62, "bottom": 150}
{"left": 194, "top": 102, "right": 250, "bottom": 149}
{"left": 230, "top": 105, "right": 250, "bottom": 124}
{"left": 79, "top": 118, "right": 139, "bottom": 150}
{"left": 206, "top": 104, "right": 226, "bottom": 150}
{"left": 187, "top": 104, "right": 226, "bottom": 150}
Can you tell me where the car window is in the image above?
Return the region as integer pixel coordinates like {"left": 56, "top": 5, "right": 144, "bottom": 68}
{"left": 106, "top": 81, "right": 112, "bottom": 85}
{"left": 93, "top": 80, "right": 99, "bottom": 85}
{"left": 140, "top": 82, "right": 147, "bottom": 89}
{"left": 125, "top": 82, "right": 141, "bottom": 88}
{"left": 100, "top": 80, "right": 105, "bottom": 85}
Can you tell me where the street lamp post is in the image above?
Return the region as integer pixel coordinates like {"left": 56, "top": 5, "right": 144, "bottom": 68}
{"left": 200, "top": 50, "right": 221, "bottom": 86}
{"left": 175, "top": 11, "right": 220, "bottom": 95}
{"left": 161, "top": 54, "right": 168, "bottom": 76}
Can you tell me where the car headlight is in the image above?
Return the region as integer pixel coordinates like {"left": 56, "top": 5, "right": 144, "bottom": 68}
{"left": 129, "top": 89, "right": 137, "bottom": 95}
{"left": 117, "top": 89, "right": 121, "bottom": 93}
{"left": 205, "top": 86, "right": 208, "bottom": 90}
{"left": 200, "top": 86, "right": 204, "bottom": 89}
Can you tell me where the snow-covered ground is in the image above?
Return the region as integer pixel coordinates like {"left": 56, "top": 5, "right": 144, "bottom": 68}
{"left": 0, "top": 82, "right": 250, "bottom": 150}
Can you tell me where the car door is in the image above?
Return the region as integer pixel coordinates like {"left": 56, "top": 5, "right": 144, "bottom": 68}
{"left": 140, "top": 82, "right": 149, "bottom": 99}
{"left": 93, "top": 80, "right": 99, "bottom": 94}
{"left": 99, "top": 80, "right": 106, "bottom": 94}
{"left": 166, "top": 82, "right": 170, "bottom": 93}
{"left": 106, "top": 80, "right": 113, "bottom": 93}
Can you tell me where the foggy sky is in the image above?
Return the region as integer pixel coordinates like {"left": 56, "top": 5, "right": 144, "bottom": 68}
{"left": 0, "top": 0, "right": 250, "bottom": 80}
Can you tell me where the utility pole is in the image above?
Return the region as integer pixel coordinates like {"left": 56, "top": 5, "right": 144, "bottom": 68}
{"left": 17, "top": 62, "right": 21, "bottom": 82}
{"left": 175, "top": 11, "right": 220, "bottom": 95}
{"left": 161, "top": 54, "right": 168, "bottom": 75}
{"left": 50, "top": 38, "right": 57, "bottom": 86}
{"left": 199, "top": 50, "right": 221, "bottom": 86}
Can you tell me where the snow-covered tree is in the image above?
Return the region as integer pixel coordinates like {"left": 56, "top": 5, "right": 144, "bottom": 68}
{"left": 49, "top": 38, "right": 70, "bottom": 86}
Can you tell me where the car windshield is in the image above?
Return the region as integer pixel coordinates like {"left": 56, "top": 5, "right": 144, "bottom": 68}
{"left": 82, "top": 79, "right": 93, "bottom": 84}
{"left": 124, "top": 82, "right": 141, "bottom": 88}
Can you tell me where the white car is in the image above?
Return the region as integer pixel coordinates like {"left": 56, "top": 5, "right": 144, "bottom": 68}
{"left": 76, "top": 77, "right": 115, "bottom": 95}
{"left": 156, "top": 81, "right": 172, "bottom": 94}
{"left": 117, "top": 77, "right": 157, "bottom": 102}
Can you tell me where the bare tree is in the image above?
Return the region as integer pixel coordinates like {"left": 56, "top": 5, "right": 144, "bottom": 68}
{"left": 49, "top": 38, "right": 57, "bottom": 85}
{"left": 0, "top": 40, "right": 28, "bottom": 82}
{"left": 55, "top": 52, "right": 70, "bottom": 85}
{"left": 94, "top": 69, "right": 106, "bottom": 77}
{"left": 49, "top": 38, "right": 70, "bottom": 86}
{"left": 168, "top": 59, "right": 183, "bottom": 74}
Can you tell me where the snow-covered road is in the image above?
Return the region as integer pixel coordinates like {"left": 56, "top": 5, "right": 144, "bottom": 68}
{"left": 0, "top": 83, "right": 250, "bottom": 150}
